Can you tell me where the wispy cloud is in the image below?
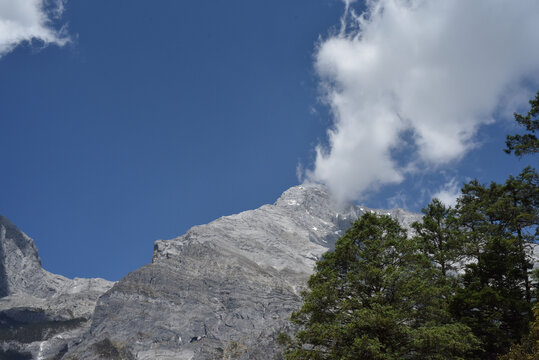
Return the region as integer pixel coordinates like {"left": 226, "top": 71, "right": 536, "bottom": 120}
{"left": 432, "top": 178, "right": 460, "bottom": 208}
{"left": 307, "top": 0, "right": 539, "bottom": 203}
{"left": 387, "top": 191, "right": 408, "bottom": 210}
{"left": 0, "top": 0, "right": 69, "bottom": 58}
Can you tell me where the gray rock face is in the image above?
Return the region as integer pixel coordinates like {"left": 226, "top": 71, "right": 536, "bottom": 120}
{"left": 4, "top": 184, "right": 538, "bottom": 359}
{"left": 0, "top": 185, "right": 425, "bottom": 360}
{"left": 65, "top": 184, "right": 422, "bottom": 360}
{"left": 0, "top": 215, "right": 45, "bottom": 298}
{"left": 0, "top": 215, "right": 114, "bottom": 360}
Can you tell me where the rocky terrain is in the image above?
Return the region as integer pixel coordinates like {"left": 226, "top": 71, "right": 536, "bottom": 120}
{"left": 63, "top": 184, "right": 421, "bottom": 360}
{"left": 0, "top": 215, "right": 114, "bottom": 360}
{"left": 1, "top": 184, "right": 422, "bottom": 359}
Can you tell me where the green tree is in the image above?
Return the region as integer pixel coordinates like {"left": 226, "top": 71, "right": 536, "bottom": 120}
{"left": 412, "top": 199, "right": 464, "bottom": 280}
{"left": 505, "top": 90, "right": 539, "bottom": 156}
{"left": 455, "top": 179, "right": 496, "bottom": 262}
{"left": 450, "top": 235, "right": 531, "bottom": 359}
{"left": 285, "top": 213, "right": 478, "bottom": 360}
{"left": 503, "top": 167, "right": 539, "bottom": 303}
{"left": 498, "top": 303, "right": 539, "bottom": 360}
{"left": 451, "top": 169, "right": 538, "bottom": 359}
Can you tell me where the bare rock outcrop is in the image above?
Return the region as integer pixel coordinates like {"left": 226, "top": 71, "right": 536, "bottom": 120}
{"left": 0, "top": 215, "right": 114, "bottom": 360}
{"left": 1, "top": 184, "right": 424, "bottom": 360}
{"left": 65, "top": 184, "right": 421, "bottom": 359}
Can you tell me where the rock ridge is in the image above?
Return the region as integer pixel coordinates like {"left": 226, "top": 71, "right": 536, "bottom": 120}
{"left": 0, "top": 214, "right": 114, "bottom": 360}
{"left": 66, "top": 183, "right": 422, "bottom": 360}
{"left": 1, "top": 184, "right": 425, "bottom": 360}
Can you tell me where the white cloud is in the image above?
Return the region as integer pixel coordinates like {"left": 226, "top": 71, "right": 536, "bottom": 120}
{"left": 307, "top": 0, "right": 539, "bottom": 203}
{"left": 432, "top": 178, "right": 460, "bottom": 208}
{"left": 0, "top": 0, "right": 69, "bottom": 58}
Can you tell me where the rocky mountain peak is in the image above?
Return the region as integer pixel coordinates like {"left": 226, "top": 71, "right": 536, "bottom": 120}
{"left": 275, "top": 183, "right": 330, "bottom": 206}
{"left": 0, "top": 214, "right": 41, "bottom": 267}
{"left": 0, "top": 214, "right": 113, "bottom": 299}
{"left": 0, "top": 215, "right": 115, "bottom": 360}
{"left": 66, "top": 184, "right": 424, "bottom": 359}
{"left": 1, "top": 186, "right": 426, "bottom": 360}
{"left": 0, "top": 214, "right": 43, "bottom": 297}
{"left": 275, "top": 183, "right": 355, "bottom": 214}
{"left": 274, "top": 183, "right": 362, "bottom": 229}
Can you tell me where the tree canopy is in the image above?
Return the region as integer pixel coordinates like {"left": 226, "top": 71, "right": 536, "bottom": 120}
{"left": 285, "top": 213, "right": 479, "bottom": 360}
{"left": 505, "top": 90, "right": 539, "bottom": 156}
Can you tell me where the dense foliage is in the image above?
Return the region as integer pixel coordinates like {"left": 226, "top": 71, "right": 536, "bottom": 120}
{"left": 285, "top": 214, "right": 479, "bottom": 360}
{"left": 505, "top": 90, "right": 539, "bottom": 156}
{"left": 499, "top": 303, "right": 539, "bottom": 360}
{"left": 285, "top": 93, "right": 539, "bottom": 359}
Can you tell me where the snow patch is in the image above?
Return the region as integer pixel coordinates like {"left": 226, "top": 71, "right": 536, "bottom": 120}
{"left": 37, "top": 341, "right": 45, "bottom": 360}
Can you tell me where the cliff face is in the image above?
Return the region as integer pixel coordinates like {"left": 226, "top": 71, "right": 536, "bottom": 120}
{"left": 0, "top": 215, "right": 114, "bottom": 360}
{"left": 65, "top": 184, "right": 422, "bottom": 360}
{"left": 0, "top": 215, "right": 46, "bottom": 298}
{"left": 1, "top": 184, "right": 423, "bottom": 360}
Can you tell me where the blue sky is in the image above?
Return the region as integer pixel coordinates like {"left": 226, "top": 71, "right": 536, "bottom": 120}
{"left": 1, "top": 0, "right": 538, "bottom": 281}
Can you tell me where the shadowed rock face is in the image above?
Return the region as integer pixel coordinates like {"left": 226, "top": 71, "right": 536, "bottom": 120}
{"left": 0, "top": 215, "right": 114, "bottom": 360}
{"left": 66, "top": 184, "right": 422, "bottom": 360}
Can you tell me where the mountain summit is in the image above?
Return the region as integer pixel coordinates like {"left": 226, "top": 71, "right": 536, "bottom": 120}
{"left": 65, "top": 184, "right": 421, "bottom": 360}
{"left": 1, "top": 184, "right": 421, "bottom": 360}
{"left": 0, "top": 214, "right": 44, "bottom": 297}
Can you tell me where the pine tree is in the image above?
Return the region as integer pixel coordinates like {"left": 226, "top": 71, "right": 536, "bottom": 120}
{"left": 503, "top": 167, "right": 539, "bottom": 303}
{"left": 505, "top": 90, "right": 539, "bottom": 157}
{"left": 285, "top": 213, "right": 478, "bottom": 360}
{"left": 412, "top": 199, "right": 464, "bottom": 280}
{"left": 450, "top": 169, "right": 538, "bottom": 359}
{"left": 499, "top": 303, "right": 539, "bottom": 360}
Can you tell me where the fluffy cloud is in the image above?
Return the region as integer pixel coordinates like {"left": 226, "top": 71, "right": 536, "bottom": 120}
{"left": 0, "top": 0, "right": 69, "bottom": 58}
{"left": 307, "top": 0, "right": 539, "bottom": 203}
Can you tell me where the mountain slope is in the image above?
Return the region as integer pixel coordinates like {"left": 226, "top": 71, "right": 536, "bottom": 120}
{"left": 0, "top": 215, "right": 114, "bottom": 360}
{"left": 66, "top": 184, "right": 421, "bottom": 360}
